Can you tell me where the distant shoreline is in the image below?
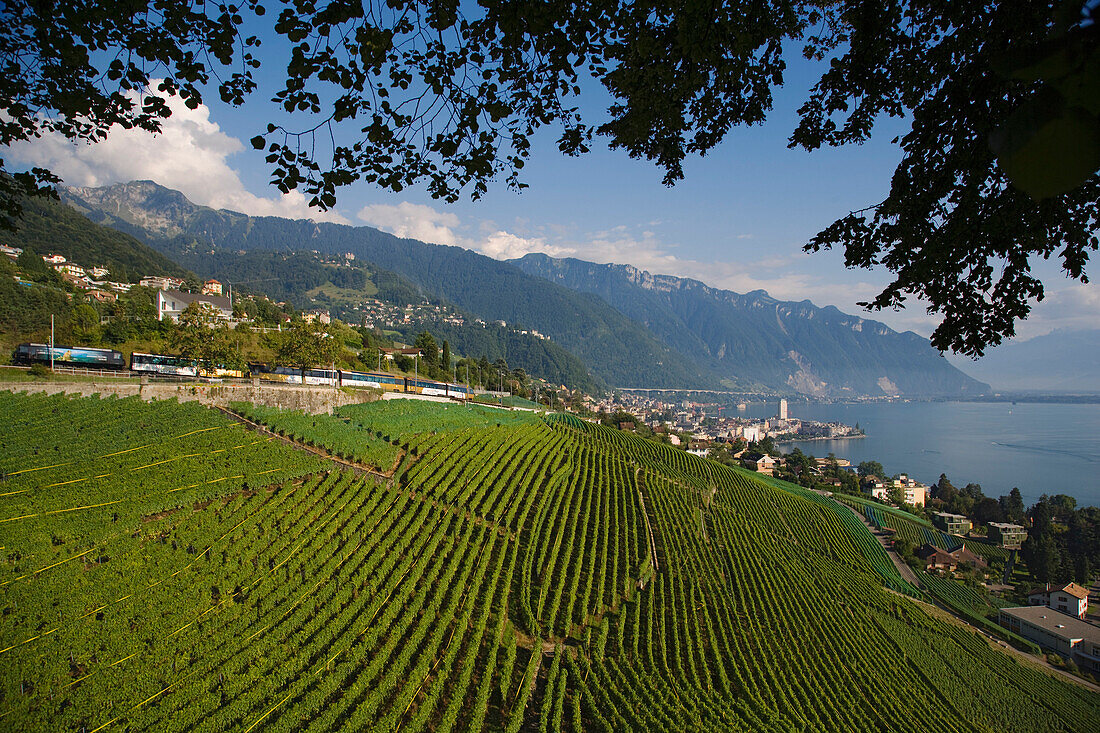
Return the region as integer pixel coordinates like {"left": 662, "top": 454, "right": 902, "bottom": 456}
{"left": 776, "top": 434, "right": 865, "bottom": 445}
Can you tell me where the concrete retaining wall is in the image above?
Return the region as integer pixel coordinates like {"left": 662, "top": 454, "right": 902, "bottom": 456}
{"left": 0, "top": 379, "right": 380, "bottom": 414}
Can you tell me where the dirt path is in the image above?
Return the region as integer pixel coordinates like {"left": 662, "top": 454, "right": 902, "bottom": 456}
{"left": 216, "top": 405, "right": 405, "bottom": 484}
{"left": 840, "top": 500, "right": 922, "bottom": 587}
{"left": 635, "top": 468, "right": 660, "bottom": 586}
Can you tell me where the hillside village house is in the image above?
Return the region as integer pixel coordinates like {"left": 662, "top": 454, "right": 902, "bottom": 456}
{"left": 933, "top": 512, "right": 973, "bottom": 535}
{"left": 863, "top": 475, "right": 927, "bottom": 507}
{"left": 997, "top": 606, "right": 1100, "bottom": 674}
{"left": 302, "top": 310, "right": 331, "bottom": 325}
{"left": 43, "top": 253, "right": 66, "bottom": 265}
{"left": 379, "top": 347, "right": 423, "bottom": 362}
{"left": 741, "top": 452, "right": 777, "bottom": 476}
{"left": 1028, "top": 582, "right": 1090, "bottom": 620}
{"left": 202, "top": 279, "right": 223, "bottom": 296}
{"left": 988, "top": 522, "right": 1028, "bottom": 549}
{"left": 687, "top": 438, "right": 709, "bottom": 457}
{"left": 739, "top": 424, "right": 764, "bottom": 443}
{"left": 156, "top": 290, "right": 232, "bottom": 322}
{"left": 916, "top": 544, "right": 987, "bottom": 573}
{"left": 140, "top": 275, "right": 185, "bottom": 290}
{"left": 892, "top": 475, "right": 928, "bottom": 507}
{"left": 55, "top": 262, "right": 86, "bottom": 278}
{"left": 862, "top": 476, "right": 888, "bottom": 501}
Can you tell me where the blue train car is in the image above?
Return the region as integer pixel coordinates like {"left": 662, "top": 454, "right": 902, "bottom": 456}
{"left": 15, "top": 343, "right": 126, "bottom": 369}
{"left": 405, "top": 377, "right": 470, "bottom": 399}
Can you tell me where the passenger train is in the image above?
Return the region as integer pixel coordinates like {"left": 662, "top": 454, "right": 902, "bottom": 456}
{"left": 14, "top": 344, "right": 469, "bottom": 400}
{"left": 249, "top": 363, "right": 470, "bottom": 399}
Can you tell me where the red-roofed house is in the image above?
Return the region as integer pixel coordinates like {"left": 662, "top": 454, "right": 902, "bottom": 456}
{"left": 1028, "top": 582, "right": 1090, "bottom": 620}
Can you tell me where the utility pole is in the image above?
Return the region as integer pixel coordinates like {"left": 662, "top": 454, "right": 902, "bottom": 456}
{"left": 49, "top": 314, "right": 54, "bottom": 372}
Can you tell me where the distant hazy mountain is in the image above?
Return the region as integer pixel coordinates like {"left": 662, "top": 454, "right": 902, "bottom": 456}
{"left": 512, "top": 254, "right": 989, "bottom": 398}
{"left": 63, "top": 181, "right": 712, "bottom": 389}
{"left": 948, "top": 329, "right": 1100, "bottom": 393}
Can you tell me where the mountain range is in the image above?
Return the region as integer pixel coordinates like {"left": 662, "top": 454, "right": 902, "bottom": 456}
{"left": 512, "top": 254, "right": 988, "bottom": 397}
{"left": 62, "top": 180, "right": 989, "bottom": 397}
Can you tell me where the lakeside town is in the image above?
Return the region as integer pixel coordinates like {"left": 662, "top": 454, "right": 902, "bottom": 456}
{"left": 590, "top": 391, "right": 864, "bottom": 453}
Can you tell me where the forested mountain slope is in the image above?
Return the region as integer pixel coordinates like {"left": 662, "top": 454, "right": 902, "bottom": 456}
{"left": 513, "top": 254, "right": 989, "bottom": 397}
{"left": 1, "top": 393, "right": 1094, "bottom": 732}
{"left": 7, "top": 194, "right": 191, "bottom": 283}
{"left": 63, "top": 181, "right": 717, "bottom": 389}
{"left": 57, "top": 185, "right": 600, "bottom": 390}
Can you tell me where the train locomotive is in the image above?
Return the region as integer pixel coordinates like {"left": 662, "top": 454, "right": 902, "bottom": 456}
{"left": 14, "top": 343, "right": 127, "bottom": 369}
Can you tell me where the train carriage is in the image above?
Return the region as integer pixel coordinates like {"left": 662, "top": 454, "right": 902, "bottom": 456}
{"left": 444, "top": 382, "right": 470, "bottom": 400}
{"left": 405, "top": 377, "right": 452, "bottom": 397}
{"left": 130, "top": 352, "right": 199, "bottom": 377}
{"left": 250, "top": 364, "right": 338, "bottom": 386}
{"left": 338, "top": 369, "right": 404, "bottom": 392}
{"left": 15, "top": 343, "right": 126, "bottom": 369}
{"left": 202, "top": 366, "right": 247, "bottom": 379}
{"left": 404, "top": 377, "right": 470, "bottom": 399}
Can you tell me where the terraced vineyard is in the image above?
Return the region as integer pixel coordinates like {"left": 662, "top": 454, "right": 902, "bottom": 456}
{"left": 230, "top": 402, "right": 403, "bottom": 472}
{"left": 336, "top": 398, "right": 539, "bottom": 437}
{"left": 1, "top": 394, "right": 1096, "bottom": 731}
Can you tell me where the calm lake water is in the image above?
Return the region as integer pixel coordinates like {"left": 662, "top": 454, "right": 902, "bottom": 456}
{"left": 732, "top": 401, "right": 1099, "bottom": 508}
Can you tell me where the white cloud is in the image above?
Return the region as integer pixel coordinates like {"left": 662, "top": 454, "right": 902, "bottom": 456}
{"left": 356, "top": 201, "right": 579, "bottom": 261}
{"left": 7, "top": 88, "right": 349, "bottom": 224}
{"left": 478, "top": 231, "right": 575, "bottom": 260}
{"left": 356, "top": 202, "right": 460, "bottom": 246}
{"left": 1011, "top": 282, "right": 1100, "bottom": 340}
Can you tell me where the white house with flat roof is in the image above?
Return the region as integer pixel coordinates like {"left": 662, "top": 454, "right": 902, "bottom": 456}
{"left": 998, "top": 606, "right": 1100, "bottom": 673}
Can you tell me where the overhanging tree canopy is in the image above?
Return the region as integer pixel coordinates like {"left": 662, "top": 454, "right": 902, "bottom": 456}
{"left": 1, "top": 0, "right": 1097, "bottom": 356}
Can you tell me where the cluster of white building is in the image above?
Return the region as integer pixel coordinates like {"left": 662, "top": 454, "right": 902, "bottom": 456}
{"left": 9, "top": 250, "right": 136, "bottom": 298}
{"left": 863, "top": 474, "right": 930, "bottom": 507}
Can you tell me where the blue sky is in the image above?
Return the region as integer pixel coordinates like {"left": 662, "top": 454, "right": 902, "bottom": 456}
{"left": 9, "top": 41, "right": 1097, "bottom": 355}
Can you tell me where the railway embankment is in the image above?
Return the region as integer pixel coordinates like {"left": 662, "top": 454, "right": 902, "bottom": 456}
{"left": 0, "top": 378, "right": 378, "bottom": 414}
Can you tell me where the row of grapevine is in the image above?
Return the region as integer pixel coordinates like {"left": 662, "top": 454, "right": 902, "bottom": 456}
{"left": 229, "top": 401, "right": 401, "bottom": 471}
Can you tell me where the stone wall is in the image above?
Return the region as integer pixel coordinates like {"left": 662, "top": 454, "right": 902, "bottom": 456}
{"left": 0, "top": 379, "right": 380, "bottom": 414}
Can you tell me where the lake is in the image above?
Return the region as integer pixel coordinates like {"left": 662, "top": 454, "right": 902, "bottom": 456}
{"left": 731, "top": 401, "right": 1099, "bottom": 508}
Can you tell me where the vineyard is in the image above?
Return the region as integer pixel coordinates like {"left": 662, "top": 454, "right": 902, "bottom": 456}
{"left": 229, "top": 402, "right": 403, "bottom": 473}
{"left": 838, "top": 493, "right": 1010, "bottom": 562}
{"left": 1, "top": 393, "right": 1097, "bottom": 731}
